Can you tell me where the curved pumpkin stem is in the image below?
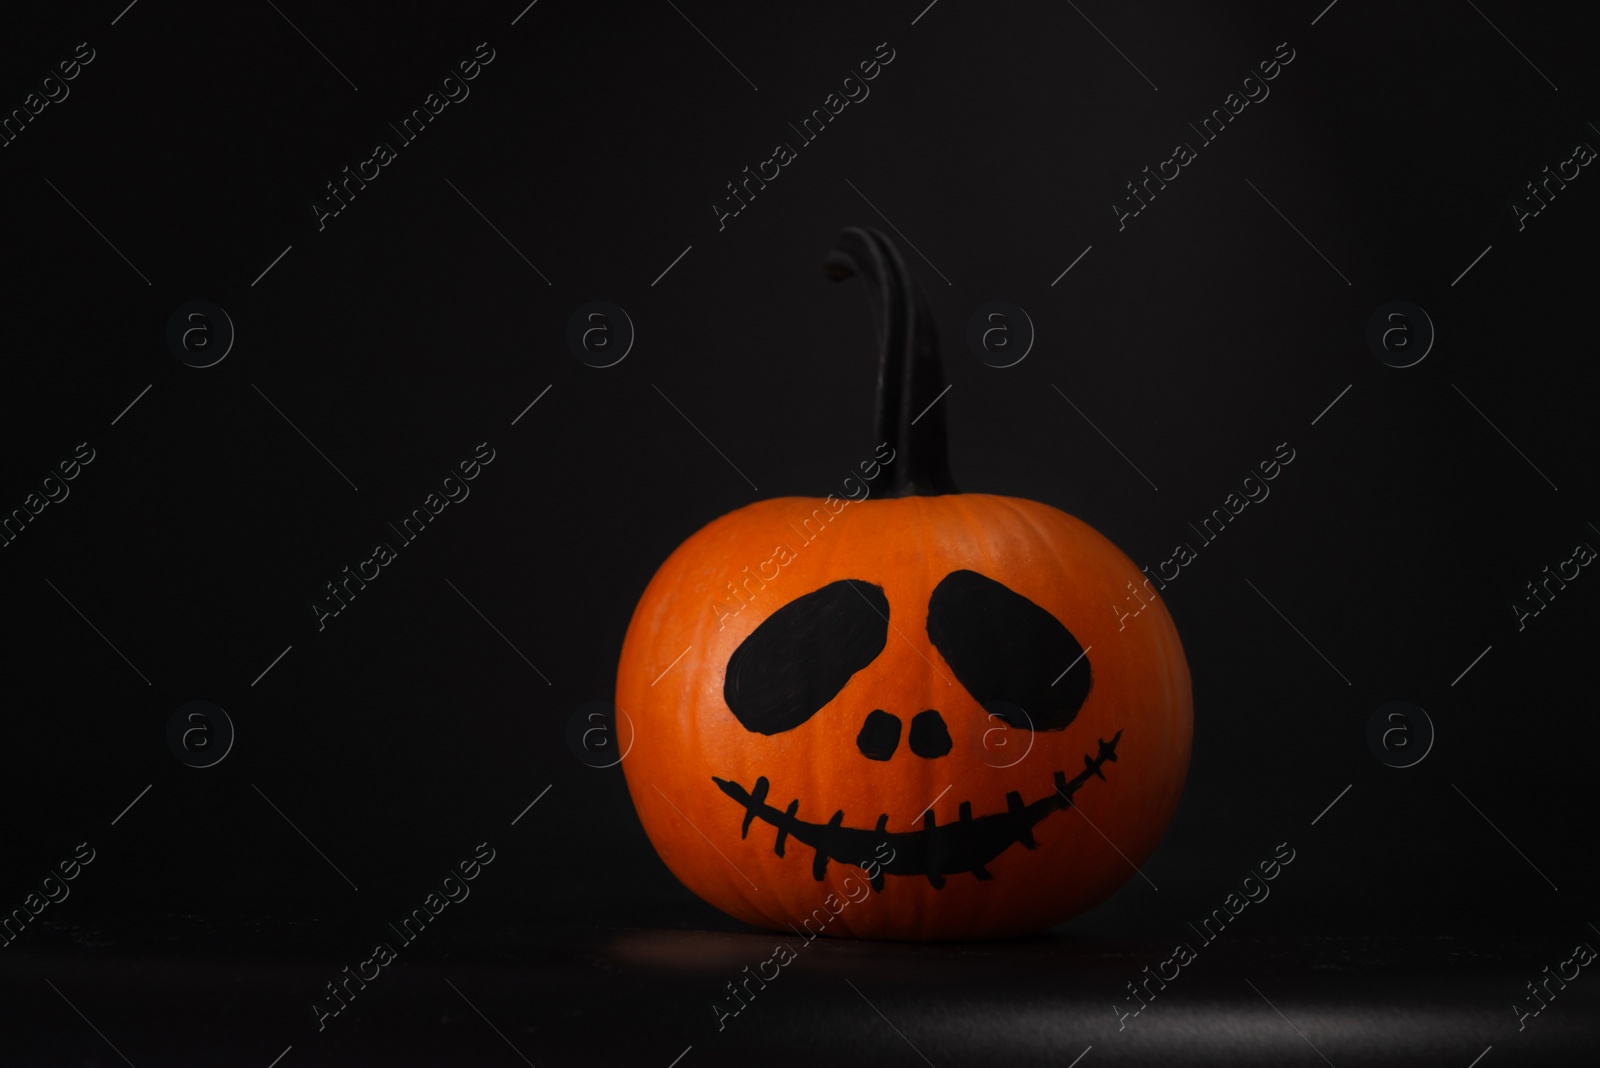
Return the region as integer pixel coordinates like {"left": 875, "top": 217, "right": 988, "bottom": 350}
{"left": 825, "top": 227, "right": 958, "bottom": 497}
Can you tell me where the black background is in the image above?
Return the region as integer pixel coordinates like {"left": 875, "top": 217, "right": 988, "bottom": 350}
{"left": 1, "top": 1, "right": 1597, "bottom": 1065}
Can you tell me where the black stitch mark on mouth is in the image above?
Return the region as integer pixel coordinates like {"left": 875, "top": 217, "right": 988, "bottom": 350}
{"left": 712, "top": 730, "right": 1121, "bottom": 889}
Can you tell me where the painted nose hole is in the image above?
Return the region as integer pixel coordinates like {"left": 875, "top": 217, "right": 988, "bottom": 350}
{"left": 856, "top": 709, "right": 902, "bottom": 761}
{"left": 910, "top": 709, "right": 952, "bottom": 758}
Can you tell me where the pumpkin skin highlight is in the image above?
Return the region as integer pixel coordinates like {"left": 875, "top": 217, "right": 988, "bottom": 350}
{"left": 617, "top": 492, "right": 1191, "bottom": 941}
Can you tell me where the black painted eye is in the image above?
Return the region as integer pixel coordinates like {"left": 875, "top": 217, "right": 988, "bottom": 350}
{"left": 925, "top": 569, "right": 1091, "bottom": 731}
{"left": 724, "top": 579, "right": 890, "bottom": 735}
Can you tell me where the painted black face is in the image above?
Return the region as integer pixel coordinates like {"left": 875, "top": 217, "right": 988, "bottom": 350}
{"left": 925, "top": 569, "right": 1092, "bottom": 732}
{"left": 717, "top": 570, "right": 1118, "bottom": 888}
{"left": 723, "top": 569, "right": 1092, "bottom": 743}
{"left": 714, "top": 732, "right": 1121, "bottom": 888}
{"left": 723, "top": 579, "right": 890, "bottom": 736}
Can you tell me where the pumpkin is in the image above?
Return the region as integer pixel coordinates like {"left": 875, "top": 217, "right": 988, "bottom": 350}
{"left": 616, "top": 228, "right": 1192, "bottom": 940}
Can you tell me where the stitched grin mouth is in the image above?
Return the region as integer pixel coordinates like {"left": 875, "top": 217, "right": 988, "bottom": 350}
{"left": 712, "top": 729, "right": 1121, "bottom": 889}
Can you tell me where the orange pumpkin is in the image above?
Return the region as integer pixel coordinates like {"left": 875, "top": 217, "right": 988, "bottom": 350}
{"left": 617, "top": 228, "right": 1191, "bottom": 940}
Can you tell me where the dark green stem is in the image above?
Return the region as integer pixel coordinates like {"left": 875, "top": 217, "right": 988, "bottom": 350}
{"left": 824, "top": 227, "right": 957, "bottom": 496}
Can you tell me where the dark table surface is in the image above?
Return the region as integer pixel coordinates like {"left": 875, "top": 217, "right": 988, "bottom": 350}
{"left": 5, "top": 910, "right": 1596, "bottom": 1067}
